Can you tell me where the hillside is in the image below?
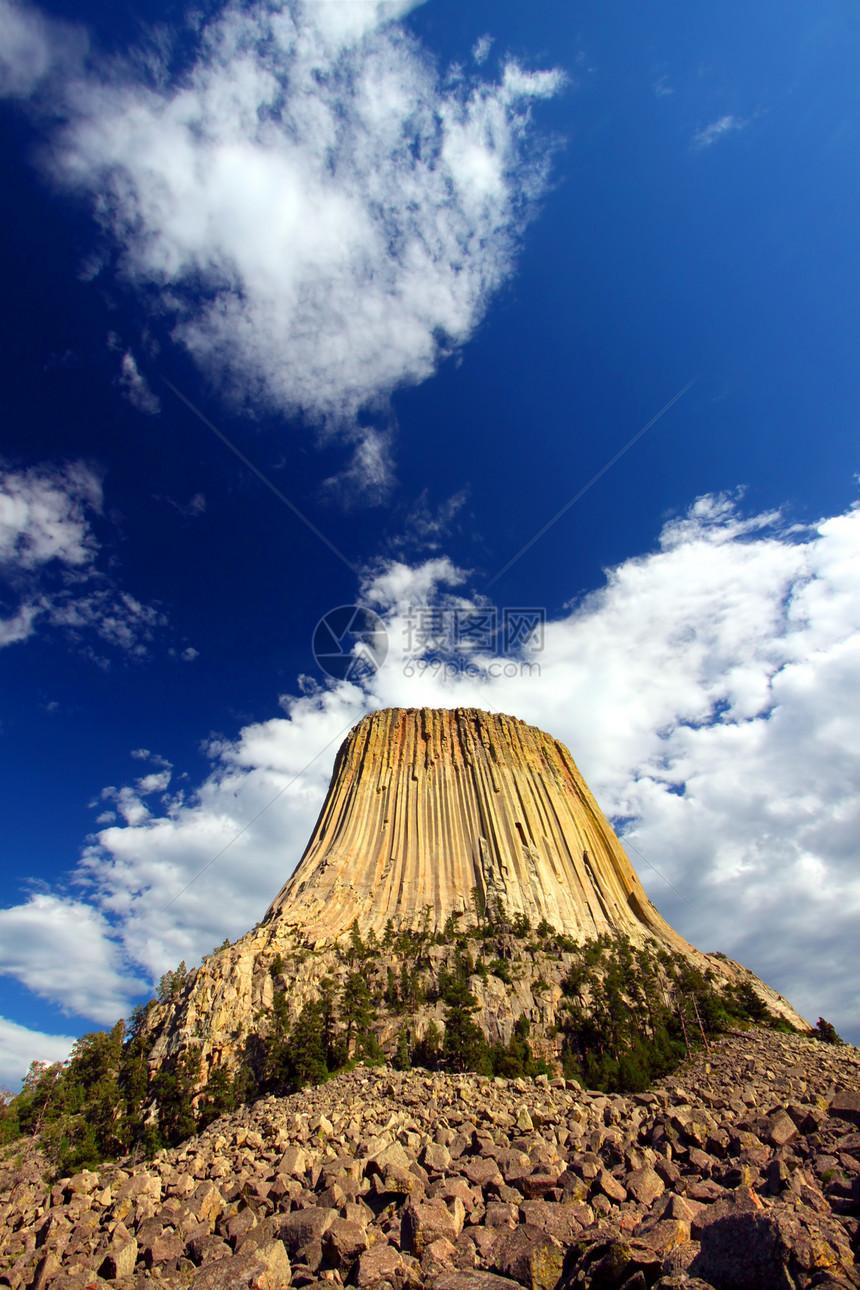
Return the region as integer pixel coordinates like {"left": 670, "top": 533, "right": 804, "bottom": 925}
{"left": 2, "top": 1027, "right": 858, "bottom": 1290}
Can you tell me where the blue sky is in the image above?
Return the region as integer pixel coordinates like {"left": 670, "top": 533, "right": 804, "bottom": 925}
{"left": 1, "top": 0, "right": 859, "bottom": 1085}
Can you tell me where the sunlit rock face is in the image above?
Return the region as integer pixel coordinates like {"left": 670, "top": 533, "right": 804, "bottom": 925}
{"left": 264, "top": 707, "right": 689, "bottom": 953}
{"left": 141, "top": 707, "right": 809, "bottom": 1072}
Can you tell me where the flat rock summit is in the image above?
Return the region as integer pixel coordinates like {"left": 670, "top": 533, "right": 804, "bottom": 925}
{"left": 265, "top": 708, "right": 685, "bottom": 950}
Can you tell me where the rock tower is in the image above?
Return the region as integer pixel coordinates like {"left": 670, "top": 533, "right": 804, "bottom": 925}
{"left": 141, "top": 707, "right": 808, "bottom": 1073}
{"left": 264, "top": 708, "right": 688, "bottom": 953}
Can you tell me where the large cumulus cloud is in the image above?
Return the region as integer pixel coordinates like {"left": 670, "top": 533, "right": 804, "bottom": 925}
{"left": 1, "top": 0, "right": 562, "bottom": 493}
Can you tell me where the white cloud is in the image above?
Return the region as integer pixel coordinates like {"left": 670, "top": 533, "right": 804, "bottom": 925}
{"left": 0, "top": 601, "right": 38, "bottom": 647}
{"left": 0, "top": 1017, "right": 75, "bottom": 1093}
{"left": 473, "top": 35, "right": 493, "bottom": 66}
{"left": 3, "top": 489, "right": 859, "bottom": 1045}
{"left": 363, "top": 553, "right": 467, "bottom": 610}
{"left": 117, "top": 350, "right": 160, "bottom": 415}
{"left": 0, "top": 459, "right": 101, "bottom": 571}
{"left": 0, "top": 460, "right": 168, "bottom": 657}
{"left": 135, "top": 768, "right": 172, "bottom": 796}
{"left": 691, "top": 113, "right": 746, "bottom": 150}
{"left": 5, "top": 0, "right": 562, "bottom": 493}
{"left": 0, "top": 0, "right": 86, "bottom": 99}
{"left": 0, "top": 894, "right": 147, "bottom": 1022}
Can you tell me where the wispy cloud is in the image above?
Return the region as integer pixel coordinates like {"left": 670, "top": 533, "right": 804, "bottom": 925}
{"left": 158, "top": 492, "right": 206, "bottom": 521}
{"left": 0, "top": 460, "right": 167, "bottom": 658}
{"left": 116, "top": 350, "right": 160, "bottom": 416}
{"left": 2, "top": 0, "right": 563, "bottom": 495}
{"left": 3, "top": 489, "right": 860, "bottom": 1042}
{"left": 473, "top": 34, "right": 493, "bottom": 65}
{"left": 0, "top": 0, "right": 86, "bottom": 98}
{"left": 691, "top": 113, "right": 747, "bottom": 150}
{"left": 388, "top": 487, "right": 470, "bottom": 555}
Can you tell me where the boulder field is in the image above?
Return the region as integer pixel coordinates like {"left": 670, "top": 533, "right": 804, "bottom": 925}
{"left": 2, "top": 1028, "right": 858, "bottom": 1290}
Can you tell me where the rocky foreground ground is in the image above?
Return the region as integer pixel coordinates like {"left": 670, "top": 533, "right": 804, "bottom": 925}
{"left": 2, "top": 1029, "right": 859, "bottom": 1290}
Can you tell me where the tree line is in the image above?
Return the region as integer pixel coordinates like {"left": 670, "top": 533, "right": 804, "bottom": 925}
{"left": 0, "top": 913, "right": 843, "bottom": 1178}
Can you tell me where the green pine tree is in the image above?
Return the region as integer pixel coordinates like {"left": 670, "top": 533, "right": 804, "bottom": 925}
{"left": 340, "top": 972, "right": 376, "bottom": 1059}
{"left": 392, "top": 1029, "right": 411, "bottom": 1071}
{"left": 441, "top": 977, "right": 488, "bottom": 1073}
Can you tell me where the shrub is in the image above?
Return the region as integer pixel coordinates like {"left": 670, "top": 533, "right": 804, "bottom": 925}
{"left": 812, "top": 1017, "right": 844, "bottom": 1045}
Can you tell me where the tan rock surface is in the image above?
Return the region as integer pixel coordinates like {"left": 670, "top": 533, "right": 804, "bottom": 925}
{"left": 265, "top": 708, "right": 688, "bottom": 948}
{"left": 140, "top": 707, "right": 808, "bottom": 1074}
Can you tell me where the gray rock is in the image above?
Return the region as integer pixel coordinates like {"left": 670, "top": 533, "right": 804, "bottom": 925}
{"left": 98, "top": 1236, "right": 138, "bottom": 1279}
{"left": 188, "top": 1251, "right": 273, "bottom": 1290}
{"left": 831, "top": 1091, "right": 860, "bottom": 1125}
{"left": 354, "top": 1243, "right": 406, "bottom": 1287}
{"left": 624, "top": 1167, "right": 664, "bottom": 1208}
{"left": 421, "top": 1144, "right": 453, "bottom": 1174}
{"left": 765, "top": 1110, "right": 798, "bottom": 1148}
{"left": 463, "top": 1159, "right": 504, "bottom": 1191}
{"left": 188, "top": 1232, "right": 232, "bottom": 1265}
{"left": 142, "top": 1233, "right": 186, "bottom": 1269}
{"left": 276, "top": 1205, "right": 337, "bottom": 1258}
{"left": 401, "top": 1199, "right": 465, "bottom": 1254}
{"left": 517, "top": 1200, "right": 582, "bottom": 1245}
{"left": 322, "top": 1217, "right": 369, "bottom": 1265}
{"left": 431, "top": 1272, "right": 525, "bottom": 1290}
{"left": 224, "top": 1207, "right": 259, "bottom": 1249}
{"left": 593, "top": 1170, "right": 627, "bottom": 1204}
{"left": 692, "top": 1203, "right": 857, "bottom": 1289}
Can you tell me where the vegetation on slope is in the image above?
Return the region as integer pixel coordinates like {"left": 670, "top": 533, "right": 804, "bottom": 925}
{"left": 1, "top": 901, "right": 837, "bottom": 1179}
{"left": 556, "top": 933, "right": 798, "bottom": 1093}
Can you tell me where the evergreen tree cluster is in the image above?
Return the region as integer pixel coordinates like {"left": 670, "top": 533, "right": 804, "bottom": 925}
{"left": 0, "top": 999, "right": 249, "bottom": 1177}
{"left": 813, "top": 1016, "right": 845, "bottom": 1045}
{"left": 0, "top": 913, "right": 816, "bottom": 1178}
{"left": 557, "top": 935, "right": 796, "bottom": 1094}
{"left": 261, "top": 935, "right": 547, "bottom": 1091}
{"left": 261, "top": 964, "right": 384, "bottom": 1090}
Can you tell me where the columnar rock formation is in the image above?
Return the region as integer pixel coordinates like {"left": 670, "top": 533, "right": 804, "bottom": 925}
{"left": 139, "top": 706, "right": 808, "bottom": 1072}
{"left": 264, "top": 708, "right": 687, "bottom": 952}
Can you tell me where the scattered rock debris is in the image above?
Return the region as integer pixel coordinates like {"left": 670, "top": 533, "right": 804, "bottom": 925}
{"left": 2, "top": 1028, "right": 858, "bottom": 1290}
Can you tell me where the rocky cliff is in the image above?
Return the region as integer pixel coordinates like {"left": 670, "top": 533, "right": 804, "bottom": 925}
{"left": 264, "top": 708, "right": 686, "bottom": 950}
{"left": 140, "top": 708, "right": 808, "bottom": 1078}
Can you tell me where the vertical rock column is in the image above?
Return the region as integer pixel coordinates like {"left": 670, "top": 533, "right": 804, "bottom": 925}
{"left": 263, "top": 708, "right": 691, "bottom": 954}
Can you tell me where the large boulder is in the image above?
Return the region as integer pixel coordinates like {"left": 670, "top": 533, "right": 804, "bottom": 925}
{"left": 691, "top": 1205, "right": 858, "bottom": 1290}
